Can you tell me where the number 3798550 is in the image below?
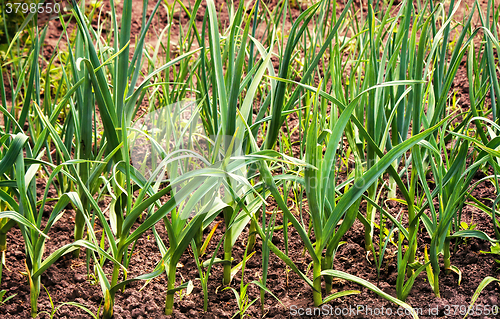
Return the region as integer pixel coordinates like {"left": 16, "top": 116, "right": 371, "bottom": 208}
{"left": 444, "top": 304, "right": 499, "bottom": 316}
{"left": 6, "top": 2, "right": 61, "bottom": 14}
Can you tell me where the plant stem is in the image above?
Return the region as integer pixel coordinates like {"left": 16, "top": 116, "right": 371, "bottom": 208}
{"left": 407, "top": 167, "right": 418, "bottom": 276}
{"left": 364, "top": 186, "right": 376, "bottom": 251}
{"left": 312, "top": 258, "right": 322, "bottom": 306}
{"left": 0, "top": 232, "right": 7, "bottom": 252}
{"left": 323, "top": 254, "right": 333, "bottom": 293}
{"left": 103, "top": 289, "right": 114, "bottom": 319}
{"left": 165, "top": 262, "right": 177, "bottom": 315}
{"left": 383, "top": 174, "right": 397, "bottom": 246}
{"left": 247, "top": 210, "right": 260, "bottom": 251}
{"left": 203, "top": 278, "right": 208, "bottom": 312}
{"left": 223, "top": 235, "right": 232, "bottom": 285}
{"left": 28, "top": 264, "right": 40, "bottom": 318}
{"left": 260, "top": 287, "right": 265, "bottom": 313}
{"left": 105, "top": 251, "right": 123, "bottom": 319}
{"left": 194, "top": 227, "right": 203, "bottom": 255}
{"left": 444, "top": 230, "right": 451, "bottom": 274}
{"left": 223, "top": 206, "right": 233, "bottom": 285}
{"left": 72, "top": 210, "right": 85, "bottom": 258}
{"left": 433, "top": 268, "right": 441, "bottom": 298}
{"left": 111, "top": 261, "right": 121, "bottom": 287}
{"left": 30, "top": 288, "right": 38, "bottom": 318}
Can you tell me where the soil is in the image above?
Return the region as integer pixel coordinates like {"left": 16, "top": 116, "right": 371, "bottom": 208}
{"left": 1, "top": 0, "right": 499, "bottom": 319}
{"left": 0, "top": 176, "right": 498, "bottom": 319}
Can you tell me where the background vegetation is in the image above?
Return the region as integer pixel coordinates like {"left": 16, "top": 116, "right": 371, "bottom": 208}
{"left": 0, "top": 0, "right": 499, "bottom": 317}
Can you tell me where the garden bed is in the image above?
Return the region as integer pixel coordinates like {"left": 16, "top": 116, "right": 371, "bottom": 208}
{"left": 0, "top": 0, "right": 499, "bottom": 318}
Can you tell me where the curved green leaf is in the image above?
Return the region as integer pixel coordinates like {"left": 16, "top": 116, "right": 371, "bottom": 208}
{"left": 321, "top": 270, "right": 419, "bottom": 319}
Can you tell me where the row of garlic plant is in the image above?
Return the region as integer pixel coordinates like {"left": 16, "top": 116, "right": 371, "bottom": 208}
{"left": 0, "top": 0, "right": 499, "bottom": 317}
